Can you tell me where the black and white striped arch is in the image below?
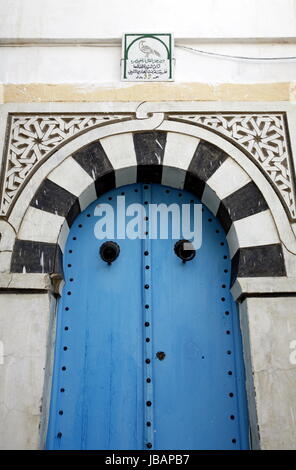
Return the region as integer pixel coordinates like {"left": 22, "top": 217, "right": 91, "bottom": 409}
{"left": 11, "top": 131, "right": 286, "bottom": 284}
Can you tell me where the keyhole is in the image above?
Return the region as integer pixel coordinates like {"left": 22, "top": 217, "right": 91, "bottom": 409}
{"left": 156, "top": 351, "right": 166, "bottom": 361}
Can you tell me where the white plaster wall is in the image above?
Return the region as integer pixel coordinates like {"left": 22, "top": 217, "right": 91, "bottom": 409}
{"left": 1, "top": 43, "right": 296, "bottom": 85}
{"left": 240, "top": 297, "right": 296, "bottom": 450}
{"left": 0, "top": 0, "right": 295, "bottom": 40}
{"left": 0, "top": 0, "right": 295, "bottom": 85}
{"left": 0, "top": 292, "right": 55, "bottom": 450}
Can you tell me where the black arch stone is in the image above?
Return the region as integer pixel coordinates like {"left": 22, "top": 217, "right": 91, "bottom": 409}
{"left": 184, "top": 141, "right": 228, "bottom": 198}
{"left": 231, "top": 244, "right": 286, "bottom": 285}
{"left": 66, "top": 199, "right": 81, "bottom": 228}
{"left": 133, "top": 131, "right": 167, "bottom": 183}
{"left": 30, "top": 178, "right": 81, "bottom": 228}
{"left": 217, "top": 182, "right": 269, "bottom": 233}
{"left": 72, "top": 141, "right": 115, "bottom": 196}
{"left": 11, "top": 240, "right": 62, "bottom": 274}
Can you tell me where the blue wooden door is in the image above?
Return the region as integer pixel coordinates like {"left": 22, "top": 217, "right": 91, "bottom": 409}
{"left": 46, "top": 183, "right": 249, "bottom": 450}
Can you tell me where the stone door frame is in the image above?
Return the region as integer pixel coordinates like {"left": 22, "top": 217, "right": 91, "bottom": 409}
{"left": 0, "top": 101, "right": 296, "bottom": 449}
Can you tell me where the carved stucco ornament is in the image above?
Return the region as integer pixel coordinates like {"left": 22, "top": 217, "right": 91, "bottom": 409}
{"left": 0, "top": 112, "right": 295, "bottom": 220}
{"left": 0, "top": 113, "right": 133, "bottom": 216}
{"left": 169, "top": 113, "right": 296, "bottom": 219}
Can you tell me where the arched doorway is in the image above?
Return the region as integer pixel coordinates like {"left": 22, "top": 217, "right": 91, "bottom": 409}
{"left": 46, "top": 183, "right": 249, "bottom": 450}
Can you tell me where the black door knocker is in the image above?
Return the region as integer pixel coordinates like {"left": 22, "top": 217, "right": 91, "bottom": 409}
{"left": 100, "top": 241, "right": 120, "bottom": 265}
{"left": 174, "top": 239, "right": 196, "bottom": 263}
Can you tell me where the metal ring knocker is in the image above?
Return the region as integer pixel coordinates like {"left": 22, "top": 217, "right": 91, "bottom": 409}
{"left": 174, "top": 239, "right": 196, "bottom": 263}
{"left": 100, "top": 241, "right": 120, "bottom": 265}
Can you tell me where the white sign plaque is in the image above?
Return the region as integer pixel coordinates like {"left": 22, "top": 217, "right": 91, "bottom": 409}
{"left": 122, "top": 33, "right": 174, "bottom": 81}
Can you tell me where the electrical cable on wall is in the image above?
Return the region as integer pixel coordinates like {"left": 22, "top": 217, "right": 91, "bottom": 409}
{"left": 177, "top": 45, "right": 296, "bottom": 61}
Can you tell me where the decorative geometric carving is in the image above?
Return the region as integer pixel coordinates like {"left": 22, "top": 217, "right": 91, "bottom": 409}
{"left": 1, "top": 112, "right": 295, "bottom": 220}
{"left": 169, "top": 113, "right": 296, "bottom": 219}
{"left": 0, "top": 114, "right": 133, "bottom": 216}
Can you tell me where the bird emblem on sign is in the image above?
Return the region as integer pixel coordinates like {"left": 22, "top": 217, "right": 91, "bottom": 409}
{"left": 139, "top": 40, "right": 161, "bottom": 58}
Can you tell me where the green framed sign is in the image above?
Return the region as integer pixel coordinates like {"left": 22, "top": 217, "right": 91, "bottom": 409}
{"left": 121, "top": 33, "right": 174, "bottom": 81}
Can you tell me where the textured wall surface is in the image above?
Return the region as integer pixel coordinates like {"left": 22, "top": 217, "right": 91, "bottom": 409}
{"left": 0, "top": 291, "right": 55, "bottom": 450}
{"left": 240, "top": 297, "right": 296, "bottom": 450}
